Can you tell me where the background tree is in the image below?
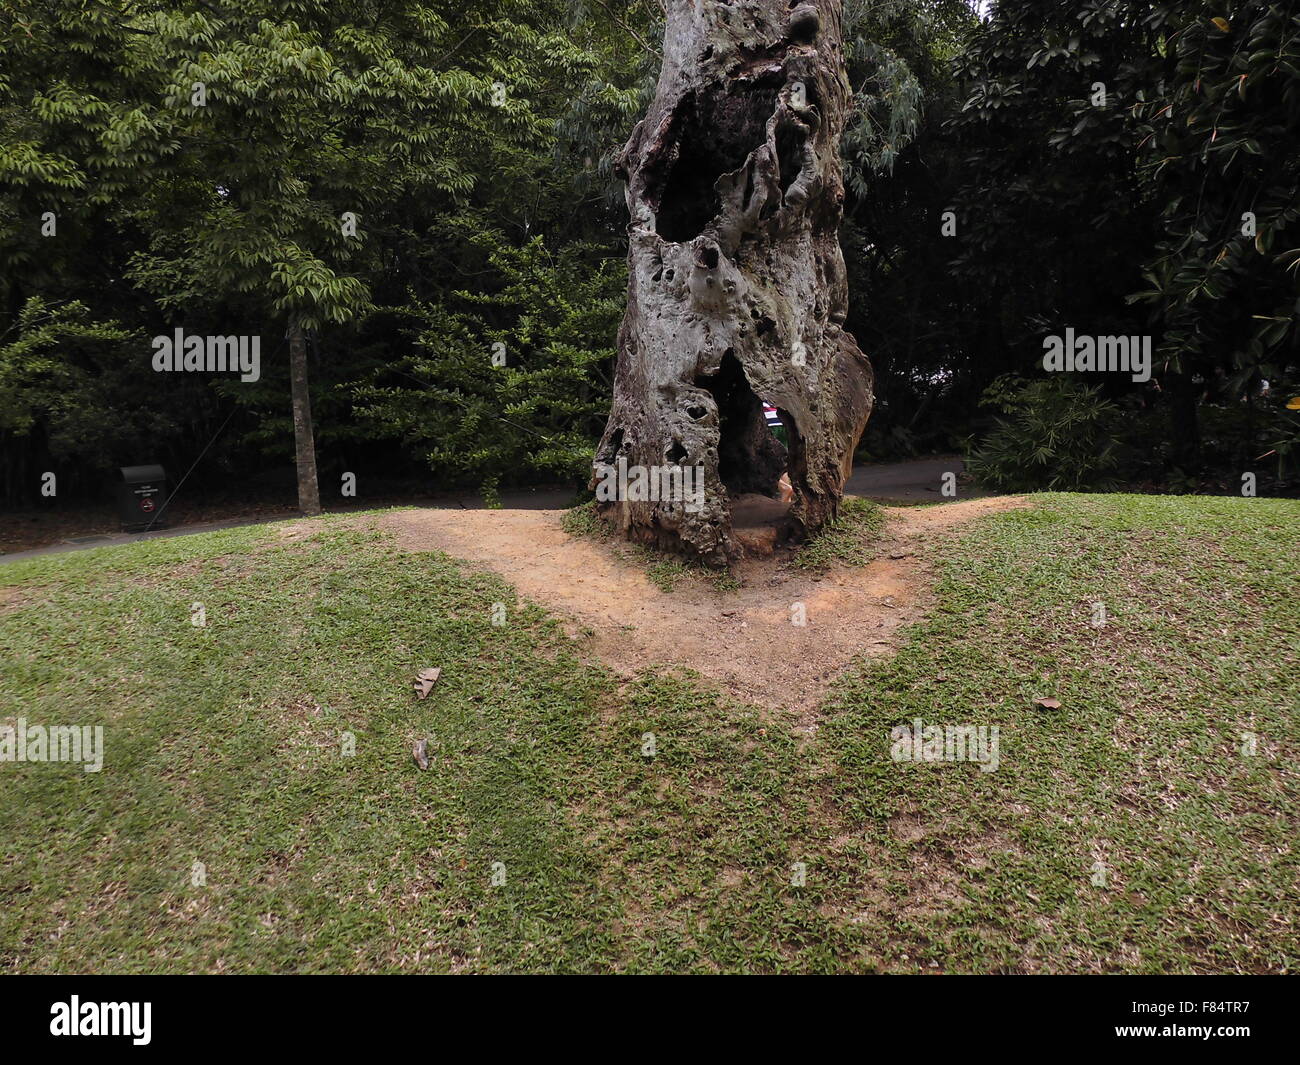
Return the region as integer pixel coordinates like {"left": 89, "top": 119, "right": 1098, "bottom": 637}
{"left": 1, "top": 0, "right": 610, "bottom": 509}
{"left": 949, "top": 0, "right": 1298, "bottom": 487}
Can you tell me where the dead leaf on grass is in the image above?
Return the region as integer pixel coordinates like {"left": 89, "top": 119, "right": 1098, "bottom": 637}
{"left": 412, "top": 667, "right": 441, "bottom": 700}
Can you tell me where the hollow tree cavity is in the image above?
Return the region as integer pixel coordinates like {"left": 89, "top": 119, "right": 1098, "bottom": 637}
{"left": 593, "top": 0, "right": 875, "bottom": 564}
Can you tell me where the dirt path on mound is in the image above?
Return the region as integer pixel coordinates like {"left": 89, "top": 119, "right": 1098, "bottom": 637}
{"left": 376, "top": 497, "right": 1027, "bottom": 721}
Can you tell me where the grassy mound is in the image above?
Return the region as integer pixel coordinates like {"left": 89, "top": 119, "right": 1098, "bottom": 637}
{"left": 1, "top": 494, "right": 1295, "bottom": 973}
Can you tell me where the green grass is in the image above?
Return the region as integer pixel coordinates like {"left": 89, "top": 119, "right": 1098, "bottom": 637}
{"left": 561, "top": 501, "right": 738, "bottom": 591}
{"left": 791, "top": 495, "right": 886, "bottom": 570}
{"left": 0, "top": 494, "right": 1296, "bottom": 973}
{"left": 563, "top": 494, "right": 889, "bottom": 585}
{"left": 559, "top": 499, "right": 605, "bottom": 541}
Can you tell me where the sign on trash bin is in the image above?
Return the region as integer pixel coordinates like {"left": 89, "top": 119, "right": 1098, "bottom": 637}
{"left": 117, "top": 465, "right": 168, "bottom": 530}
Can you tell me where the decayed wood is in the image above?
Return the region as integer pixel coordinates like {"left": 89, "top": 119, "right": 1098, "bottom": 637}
{"left": 593, "top": 0, "right": 874, "bottom": 564}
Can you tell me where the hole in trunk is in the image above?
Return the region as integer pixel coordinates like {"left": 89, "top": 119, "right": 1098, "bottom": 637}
{"left": 776, "top": 405, "right": 806, "bottom": 506}
{"left": 599, "top": 427, "right": 624, "bottom": 465}
{"left": 650, "top": 87, "right": 779, "bottom": 244}
{"left": 698, "top": 350, "right": 786, "bottom": 497}
{"left": 776, "top": 124, "right": 806, "bottom": 195}
{"left": 788, "top": 4, "right": 821, "bottom": 43}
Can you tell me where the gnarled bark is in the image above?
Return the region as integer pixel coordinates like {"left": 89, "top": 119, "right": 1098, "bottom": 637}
{"left": 593, "top": 0, "right": 874, "bottom": 564}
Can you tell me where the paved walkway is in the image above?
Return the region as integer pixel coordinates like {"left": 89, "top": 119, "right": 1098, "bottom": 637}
{"left": 1, "top": 456, "right": 976, "bottom": 564}
{"left": 846, "top": 454, "right": 983, "bottom": 503}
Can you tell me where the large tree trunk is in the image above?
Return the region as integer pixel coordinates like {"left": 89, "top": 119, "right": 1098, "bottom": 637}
{"left": 288, "top": 320, "right": 322, "bottom": 516}
{"left": 593, "top": 0, "right": 874, "bottom": 564}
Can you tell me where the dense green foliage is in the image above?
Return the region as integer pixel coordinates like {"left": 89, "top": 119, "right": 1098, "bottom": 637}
{"left": 351, "top": 231, "right": 623, "bottom": 490}
{"left": 0, "top": 0, "right": 645, "bottom": 502}
{"left": 944, "top": 0, "right": 1300, "bottom": 486}
{"left": 1, "top": 0, "right": 1297, "bottom": 509}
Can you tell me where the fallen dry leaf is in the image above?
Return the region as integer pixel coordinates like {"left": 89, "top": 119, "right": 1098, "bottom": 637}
{"left": 412, "top": 667, "right": 441, "bottom": 700}
{"left": 1033, "top": 696, "right": 1062, "bottom": 711}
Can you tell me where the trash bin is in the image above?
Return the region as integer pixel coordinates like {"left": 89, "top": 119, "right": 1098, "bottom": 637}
{"left": 118, "top": 465, "right": 168, "bottom": 530}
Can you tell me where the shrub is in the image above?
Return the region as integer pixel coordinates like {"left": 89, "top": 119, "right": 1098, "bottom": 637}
{"left": 351, "top": 232, "right": 623, "bottom": 492}
{"left": 966, "top": 375, "right": 1120, "bottom": 492}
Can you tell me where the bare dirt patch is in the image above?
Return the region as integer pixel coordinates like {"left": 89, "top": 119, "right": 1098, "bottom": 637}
{"left": 0, "top": 583, "right": 50, "bottom": 615}
{"left": 376, "top": 496, "right": 1027, "bottom": 717}
{"left": 272, "top": 520, "right": 321, "bottom": 543}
